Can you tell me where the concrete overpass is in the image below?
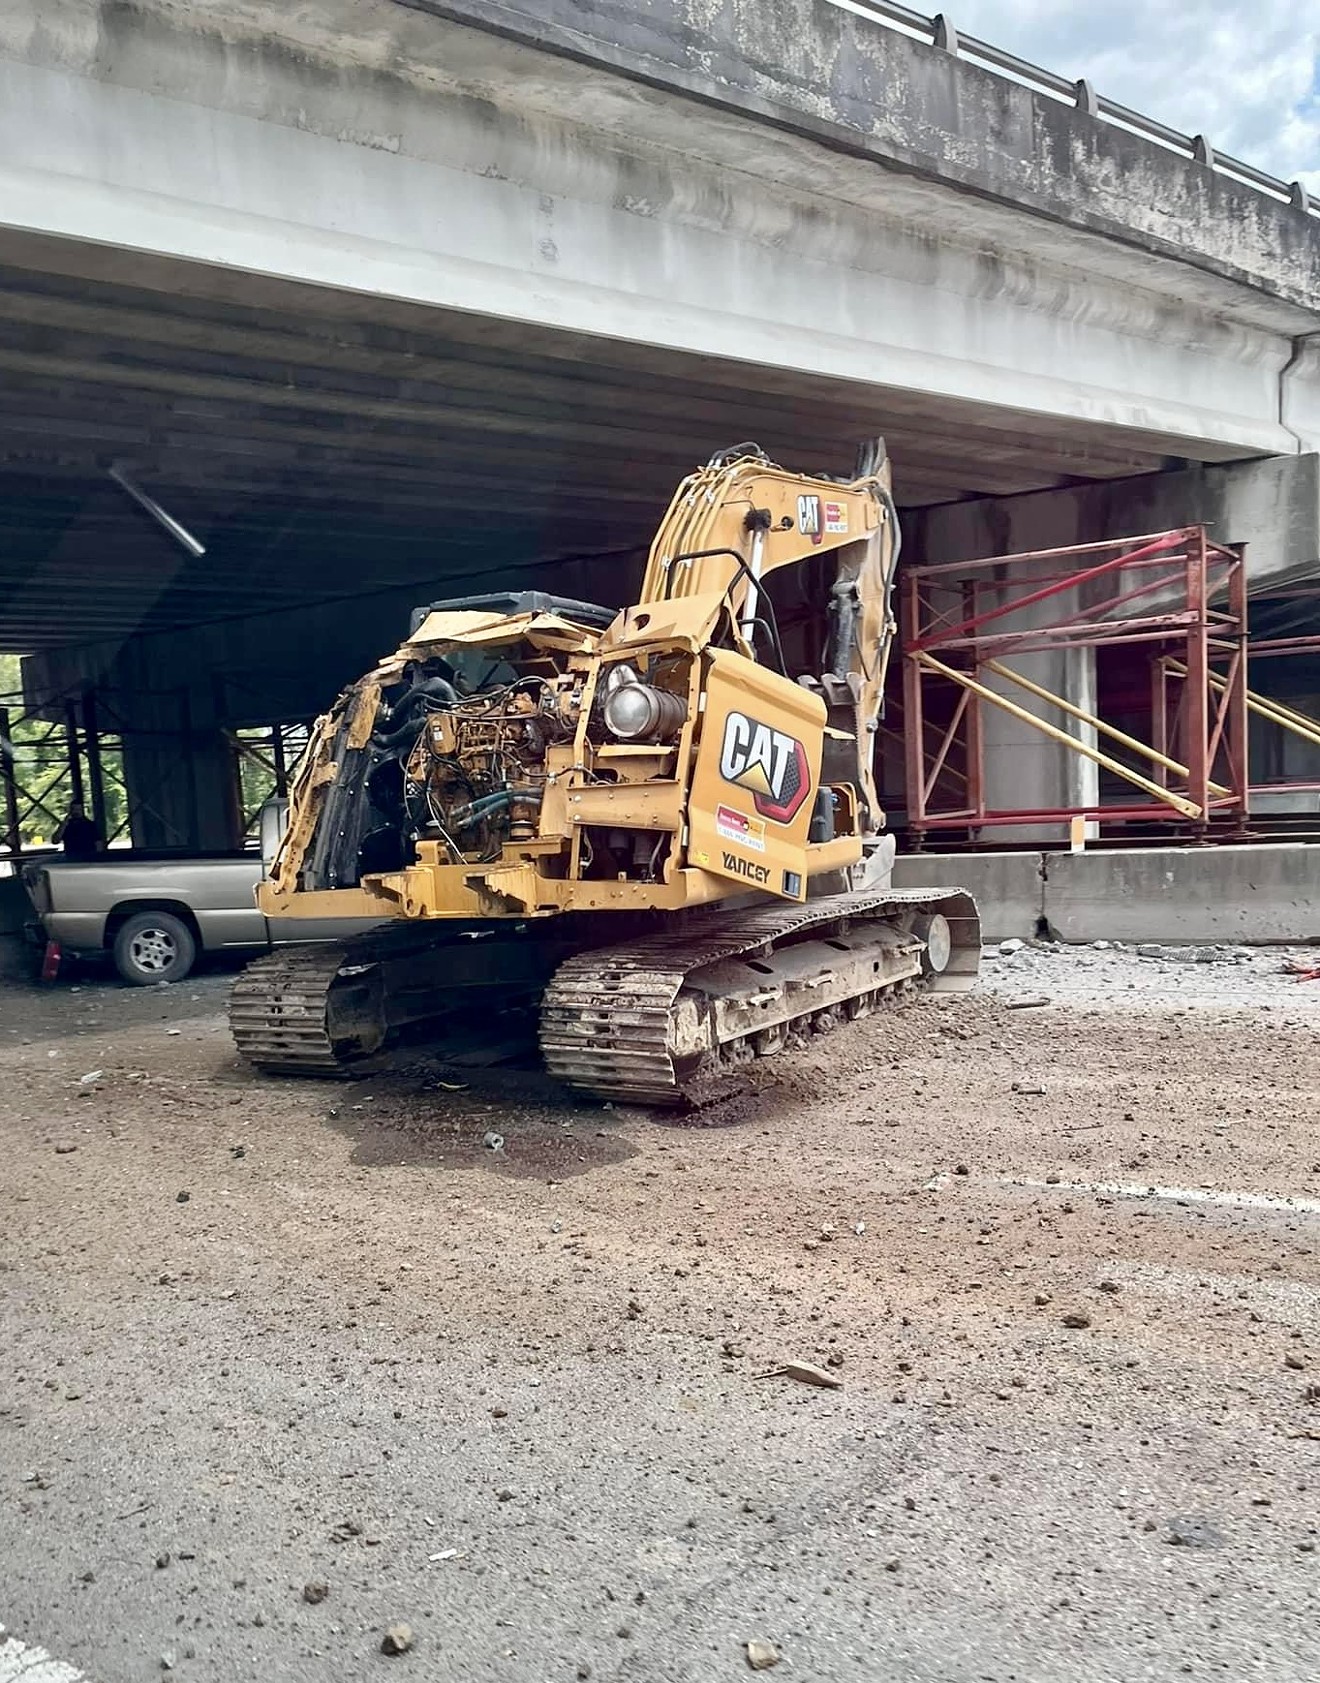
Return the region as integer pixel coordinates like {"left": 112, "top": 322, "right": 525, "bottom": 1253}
{"left": 3, "top": 0, "right": 1320, "bottom": 844}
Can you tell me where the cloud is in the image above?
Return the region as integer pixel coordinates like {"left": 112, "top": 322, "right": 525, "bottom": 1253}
{"left": 943, "top": 1, "right": 1320, "bottom": 185}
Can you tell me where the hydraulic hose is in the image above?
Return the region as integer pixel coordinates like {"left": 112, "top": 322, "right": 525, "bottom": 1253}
{"left": 372, "top": 676, "right": 460, "bottom": 750}
{"left": 448, "top": 788, "right": 544, "bottom": 830}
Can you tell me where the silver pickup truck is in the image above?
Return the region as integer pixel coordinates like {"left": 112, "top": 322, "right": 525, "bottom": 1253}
{"left": 19, "top": 806, "right": 382, "bottom": 984}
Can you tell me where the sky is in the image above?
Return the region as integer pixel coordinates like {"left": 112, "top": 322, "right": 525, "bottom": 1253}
{"left": 941, "top": 2, "right": 1320, "bottom": 189}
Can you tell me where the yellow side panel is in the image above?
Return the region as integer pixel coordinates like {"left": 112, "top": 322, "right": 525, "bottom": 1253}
{"left": 688, "top": 649, "right": 825, "bottom": 902}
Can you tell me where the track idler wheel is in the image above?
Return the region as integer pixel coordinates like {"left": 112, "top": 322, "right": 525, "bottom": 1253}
{"left": 913, "top": 912, "right": 953, "bottom": 976}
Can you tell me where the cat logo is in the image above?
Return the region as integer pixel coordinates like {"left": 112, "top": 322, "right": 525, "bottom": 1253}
{"left": 718, "top": 710, "right": 811, "bottom": 824}
{"left": 796, "top": 494, "right": 820, "bottom": 535}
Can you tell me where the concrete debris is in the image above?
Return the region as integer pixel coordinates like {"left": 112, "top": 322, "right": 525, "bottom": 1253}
{"left": 381, "top": 1623, "right": 414, "bottom": 1655}
{"left": 745, "top": 1639, "right": 781, "bottom": 1670}
{"left": 78, "top": 1070, "right": 104, "bottom": 1085}
{"left": 757, "top": 1360, "right": 842, "bottom": 1390}
{"left": 1165, "top": 1515, "right": 1224, "bottom": 1549}
{"left": 302, "top": 1582, "right": 328, "bottom": 1604}
{"left": 1141, "top": 942, "right": 1244, "bottom": 965}
{"left": 1061, "top": 1312, "right": 1091, "bottom": 1329}
{"left": 1006, "top": 996, "right": 1050, "bottom": 1010}
{"left": 998, "top": 938, "right": 1025, "bottom": 955}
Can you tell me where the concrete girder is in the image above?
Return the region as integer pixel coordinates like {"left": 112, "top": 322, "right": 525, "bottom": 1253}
{"left": 0, "top": 1, "right": 1313, "bottom": 469}
{"left": 0, "top": 377, "right": 1163, "bottom": 499}
{"left": 0, "top": 278, "right": 1198, "bottom": 478}
{"left": 0, "top": 391, "right": 1097, "bottom": 504}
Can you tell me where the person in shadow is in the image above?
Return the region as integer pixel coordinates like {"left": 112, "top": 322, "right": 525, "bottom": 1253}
{"left": 54, "top": 803, "right": 101, "bottom": 860}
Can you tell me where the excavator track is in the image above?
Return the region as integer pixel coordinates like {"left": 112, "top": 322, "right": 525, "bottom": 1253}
{"left": 539, "top": 887, "right": 979, "bottom": 1107}
{"left": 232, "top": 891, "right": 979, "bottom": 1100}
{"left": 229, "top": 940, "right": 388, "bottom": 1074}
{"left": 229, "top": 920, "right": 596, "bottom": 1076}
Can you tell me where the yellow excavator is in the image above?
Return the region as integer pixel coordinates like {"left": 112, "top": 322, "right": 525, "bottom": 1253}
{"left": 230, "top": 442, "right": 978, "bottom": 1104}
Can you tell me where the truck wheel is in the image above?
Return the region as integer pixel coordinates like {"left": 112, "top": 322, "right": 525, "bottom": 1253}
{"left": 112, "top": 911, "right": 197, "bottom": 986}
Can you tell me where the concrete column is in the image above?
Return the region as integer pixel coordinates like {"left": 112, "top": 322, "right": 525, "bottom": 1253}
{"left": 977, "top": 610, "right": 1097, "bottom": 844}
{"left": 1063, "top": 645, "right": 1101, "bottom": 838}
{"left": 120, "top": 714, "right": 239, "bottom": 852}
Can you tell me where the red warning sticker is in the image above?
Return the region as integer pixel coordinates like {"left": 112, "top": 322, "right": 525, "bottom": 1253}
{"left": 715, "top": 803, "right": 767, "bottom": 852}
{"left": 824, "top": 500, "right": 848, "bottom": 534}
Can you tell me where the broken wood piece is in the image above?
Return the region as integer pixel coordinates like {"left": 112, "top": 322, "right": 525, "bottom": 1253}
{"left": 756, "top": 1360, "right": 843, "bottom": 1390}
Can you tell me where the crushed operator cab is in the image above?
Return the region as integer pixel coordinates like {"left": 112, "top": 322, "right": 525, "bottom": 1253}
{"left": 231, "top": 443, "right": 979, "bottom": 1104}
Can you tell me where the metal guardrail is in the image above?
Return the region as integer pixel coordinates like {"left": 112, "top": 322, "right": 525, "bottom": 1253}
{"left": 833, "top": 0, "right": 1316, "bottom": 217}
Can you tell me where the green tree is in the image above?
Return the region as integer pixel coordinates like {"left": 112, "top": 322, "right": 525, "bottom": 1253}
{"left": 1, "top": 654, "right": 129, "bottom": 850}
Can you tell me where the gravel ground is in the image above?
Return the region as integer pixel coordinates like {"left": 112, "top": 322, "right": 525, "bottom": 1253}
{"left": 2, "top": 949, "right": 1320, "bottom": 1682}
{"left": 982, "top": 938, "right": 1320, "bottom": 1010}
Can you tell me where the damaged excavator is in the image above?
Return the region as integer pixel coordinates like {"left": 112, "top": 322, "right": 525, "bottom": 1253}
{"left": 230, "top": 442, "right": 979, "bottom": 1105}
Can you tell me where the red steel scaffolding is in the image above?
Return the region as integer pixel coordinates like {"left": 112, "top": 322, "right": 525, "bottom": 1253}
{"left": 900, "top": 527, "right": 1249, "bottom": 839}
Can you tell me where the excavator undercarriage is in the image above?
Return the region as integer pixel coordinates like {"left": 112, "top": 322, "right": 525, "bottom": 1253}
{"left": 230, "top": 887, "right": 979, "bottom": 1104}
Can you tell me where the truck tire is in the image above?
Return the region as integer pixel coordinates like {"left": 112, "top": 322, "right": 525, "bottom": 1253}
{"left": 112, "top": 911, "right": 197, "bottom": 986}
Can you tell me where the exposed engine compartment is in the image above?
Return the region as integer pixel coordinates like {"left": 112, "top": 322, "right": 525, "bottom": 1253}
{"left": 297, "top": 593, "right": 692, "bottom": 893}
{"left": 398, "top": 668, "right": 580, "bottom": 861}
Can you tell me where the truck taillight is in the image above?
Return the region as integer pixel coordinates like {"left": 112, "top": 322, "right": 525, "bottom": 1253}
{"left": 21, "top": 865, "right": 51, "bottom": 912}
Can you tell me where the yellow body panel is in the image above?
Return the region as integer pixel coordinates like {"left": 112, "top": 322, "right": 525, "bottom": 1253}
{"left": 688, "top": 649, "right": 828, "bottom": 901}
